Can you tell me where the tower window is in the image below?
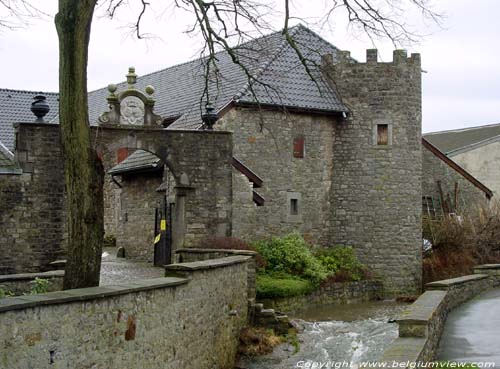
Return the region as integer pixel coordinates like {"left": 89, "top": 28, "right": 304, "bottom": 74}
{"left": 377, "top": 124, "right": 389, "bottom": 145}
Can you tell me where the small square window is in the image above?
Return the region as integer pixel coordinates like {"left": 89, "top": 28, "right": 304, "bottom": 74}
{"left": 377, "top": 124, "right": 389, "bottom": 145}
{"left": 290, "top": 199, "right": 299, "bottom": 215}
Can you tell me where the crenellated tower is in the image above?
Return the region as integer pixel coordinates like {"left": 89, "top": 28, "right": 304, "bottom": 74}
{"left": 322, "top": 49, "right": 422, "bottom": 295}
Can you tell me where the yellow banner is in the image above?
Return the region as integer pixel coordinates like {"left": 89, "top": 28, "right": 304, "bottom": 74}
{"left": 160, "top": 219, "right": 167, "bottom": 231}
{"left": 154, "top": 234, "right": 161, "bottom": 244}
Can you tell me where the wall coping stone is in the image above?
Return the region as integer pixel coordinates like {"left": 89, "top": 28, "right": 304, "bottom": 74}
{"left": 0, "top": 270, "right": 64, "bottom": 282}
{"left": 474, "top": 264, "right": 500, "bottom": 270}
{"left": 0, "top": 277, "right": 188, "bottom": 313}
{"left": 379, "top": 337, "right": 426, "bottom": 363}
{"left": 425, "top": 274, "right": 488, "bottom": 289}
{"left": 396, "top": 290, "right": 446, "bottom": 325}
{"left": 176, "top": 248, "right": 257, "bottom": 256}
{"left": 165, "top": 255, "right": 252, "bottom": 271}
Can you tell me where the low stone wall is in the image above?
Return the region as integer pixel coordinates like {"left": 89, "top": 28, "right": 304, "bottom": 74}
{"left": 0, "top": 270, "right": 64, "bottom": 296}
{"left": 175, "top": 248, "right": 257, "bottom": 304}
{"left": 380, "top": 265, "right": 500, "bottom": 365}
{"left": 259, "top": 279, "right": 384, "bottom": 314}
{"left": 0, "top": 255, "right": 251, "bottom": 369}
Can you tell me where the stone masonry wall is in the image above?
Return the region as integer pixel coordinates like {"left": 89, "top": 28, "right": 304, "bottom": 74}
{"left": 219, "top": 109, "right": 337, "bottom": 246}
{"left": 0, "top": 256, "right": 250, "bottom": 369}
{"left": 0, "top": 123, "right": 65, "bottom": 274}
{"left": 0, "top": 123, "right": 233, "bottom": 273}
{"left": 323, "top": 50, "right": 423, "bottom": 295}
{"left": 115, "top": 171, "right": 163, "bottom": 261}
{"left": 422, "top": 144, "right": 489, "bottom": 215}
{"left": 94, "top": 126, "right": 233, "bottom": 249}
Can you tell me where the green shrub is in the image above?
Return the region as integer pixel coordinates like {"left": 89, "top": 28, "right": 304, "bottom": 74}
{"left": 30, "top": 278, "right": 50, "bottom": 295}
{"left": 0, "top": 287, "right": 14, "bottom": 299}
{"left": 253, "top": 233, "right": 327, "bottom": 284}
{"left": 256, "top": 274, "right": 314, "bottom": 299}
{"left": 315, "top": 246, "right": 369, "bottom": 282}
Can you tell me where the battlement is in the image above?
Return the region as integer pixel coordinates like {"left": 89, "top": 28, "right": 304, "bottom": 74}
{"left": 322, "top": 49, "right": 421, "bottom": 68}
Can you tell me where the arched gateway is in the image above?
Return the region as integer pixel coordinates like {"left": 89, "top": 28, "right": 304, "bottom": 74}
{"left": 12, "top": 69, "right": 233, "bottom": 271}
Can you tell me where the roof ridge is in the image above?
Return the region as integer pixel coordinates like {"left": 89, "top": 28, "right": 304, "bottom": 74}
{"left": 0, "top": 88, "right": 59, "bottom": 95}
{"left": 424, "top": 122, "right": 500, "bottom": 136}
{"left": 232, "top": 25, "right": 303, "bottom": 102}
{"left": 88, "top": 27, "right": 295, "bottom": 96}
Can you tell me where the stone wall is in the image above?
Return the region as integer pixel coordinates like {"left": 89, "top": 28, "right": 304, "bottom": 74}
{"left": 258, "top": 279, "right": 383, "bottom": 314}
{"left": 0, "top": 123, "right": 234, "bottom": 273}
{"left": 0, "top": 270, "right": 64, "bottom": 296}
{"left": 323, "top": 50, "right": 423, "bottom": 296}
{"left": 218, "top": 108, "right": 337, "bottom": 246}
{"left": 0, "top": 255, "right": 251, "bottom": 369}
{"left": 94, "top": 126, "right": 233, "bottom": 250}
{"left": 175, "top": 248, "right": 257, "bottom": 305}
{"left": 0, "top": 123, "right": 66, "bottom": 274}
{"left": 380, "top": 265, "right": 500, "bottom": 365}
{"left": 422, "top": 142, "right": 489, "bottom": 215}
{"left": 115, "top": 171, "right": 164, "bottom": 261}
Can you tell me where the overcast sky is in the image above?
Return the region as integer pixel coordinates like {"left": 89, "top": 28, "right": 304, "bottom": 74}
{"left": 0, "top": 0, "right": 498, "bottom": 133}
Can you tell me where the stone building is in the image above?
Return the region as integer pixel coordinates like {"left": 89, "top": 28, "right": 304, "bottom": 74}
{"left": 0, "top": 25, "right": 492, "bottom": 294}
{"left": 425, "top": 123, "right": 500, "bottom": 197}
{"left": 422, "top": 137, "right": 492, "bottom": 217}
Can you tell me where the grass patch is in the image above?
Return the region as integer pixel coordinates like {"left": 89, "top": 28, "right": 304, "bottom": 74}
{"left": 256, "top": 274, "right": 314, "bottom": 299}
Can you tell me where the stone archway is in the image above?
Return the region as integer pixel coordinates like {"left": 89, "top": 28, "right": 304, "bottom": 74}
{"left": 8, "top": 77, "right": 233, "bottom": 271}
{"left": 93, "top": 126, "right": 233, "bottom": 259}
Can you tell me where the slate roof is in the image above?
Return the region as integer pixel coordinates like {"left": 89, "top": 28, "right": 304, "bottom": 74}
{"left": 85, "top": 24, "right": 347, "bottom": 129}
{"left": 424, "top": 123, "right": 500, "bottom": 155}
{"left": 0, "top": 89, "right": 59, "bottom": 151}
{"left": 108, "top": 150, "right": 163, "bottom": 175}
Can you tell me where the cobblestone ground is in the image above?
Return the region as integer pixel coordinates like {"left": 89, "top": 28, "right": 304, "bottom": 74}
{"left": 99, "top": 247, "right": 164, "bottom": 286}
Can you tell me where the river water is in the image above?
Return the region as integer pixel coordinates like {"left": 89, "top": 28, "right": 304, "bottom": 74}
{"left": 237, "top": 300, "right": 407, "bottom": 369}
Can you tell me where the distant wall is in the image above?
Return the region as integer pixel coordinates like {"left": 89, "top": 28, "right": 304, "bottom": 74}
{"left": 115, "top": 171, "right": 163, "bottom": 261}
{"left": 0, "top": 270, "right": 64, "bottom": 296}
{"left": 259, "top": 279, "right": 383, "bottom": 314}
{"left": 218, "top": 108, "right": 337, "bottom": 246}
{"left": 422, "top": 142, "right": 489, "bottom": 215}
{"left": 0, "top": 255, "right": 251, "bottom": 369}
{"left": 0, "top": 123, "right": 66, "bottom": 274}
{"left": 451, "top": 140, "right": 500, "bottom": 198}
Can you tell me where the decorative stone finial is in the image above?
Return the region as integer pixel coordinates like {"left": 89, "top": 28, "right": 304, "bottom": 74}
{"left": 145, "top": 85, "right": 155, "bottom": 96}
{"left": 108, "top": 83, "right": 118, "bottom": 94}
{"left": 126, "top": 67, "right": 137, "bottom": 88}
{"left": 31, "top": 95, "right": 50, "bottom": 123}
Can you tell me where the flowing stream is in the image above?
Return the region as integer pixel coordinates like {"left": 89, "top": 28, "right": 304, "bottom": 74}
{"left": 237, "top": 300, "right": 407, "bottom": 369}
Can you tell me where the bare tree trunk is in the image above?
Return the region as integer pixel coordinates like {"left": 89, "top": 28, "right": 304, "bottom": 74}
{"left": 55, "top": 0, "right": 104, "bottom": 289}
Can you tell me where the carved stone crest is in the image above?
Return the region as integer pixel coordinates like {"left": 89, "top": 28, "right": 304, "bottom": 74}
{"left": 98, "top": 67, "right": 162, "bottom": 127}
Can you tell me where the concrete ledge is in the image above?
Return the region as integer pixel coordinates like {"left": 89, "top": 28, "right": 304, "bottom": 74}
{"left": 397, "top": 290, "right": 447, "bottom": 326}
{"left": 379, "top": 337, "right": 426, "bottom": 363}
{"left": 425, "top": 274, "right": 488, "bottom": 289}
{"left": 0, "top": 277, "right": 188, "bottom": 313}
{"left": 165, "top": 255, "right": 252, "bottom": 272}
{"left": 0, "top": 270, "right": 64, "bottom": 282}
